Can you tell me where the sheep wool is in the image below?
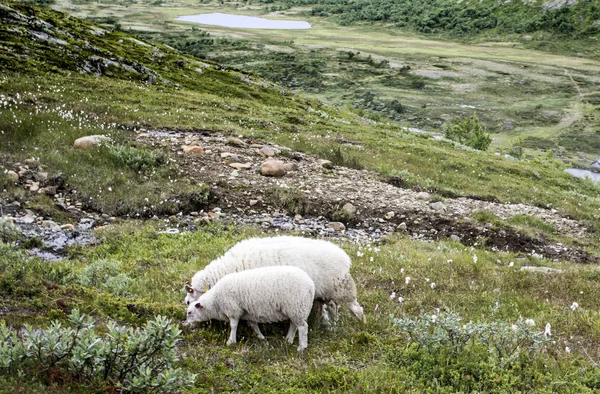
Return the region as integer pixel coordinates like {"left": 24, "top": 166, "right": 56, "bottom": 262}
{"left": 186, "top": 266, "right": 315, "bottom": 352}
{"left": 185, "top": 236, "right": 364, "bottom": 323}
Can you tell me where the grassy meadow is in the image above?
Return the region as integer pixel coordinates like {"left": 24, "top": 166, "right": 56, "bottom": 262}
{"left": 0, "top": 1, "right": 600, "bottom": 391}
{"left": 52, "top": 0, "right": 600, "bottom": 161}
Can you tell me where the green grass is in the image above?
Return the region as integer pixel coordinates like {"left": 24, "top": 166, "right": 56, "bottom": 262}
{"left": 3, "top": 223, "right": 600, "bottom": 392}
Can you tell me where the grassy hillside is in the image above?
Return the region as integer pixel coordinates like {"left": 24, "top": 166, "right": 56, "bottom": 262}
{"left": 1, "top": 2, "right": 600, "bottom": 392}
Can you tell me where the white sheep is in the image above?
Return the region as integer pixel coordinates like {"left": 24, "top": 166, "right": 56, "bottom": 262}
{"left": 184, "top": 236, "right": 365, "bottom": 324}
{"left": 185, "top": 266, "right": 315, "bottom": 352}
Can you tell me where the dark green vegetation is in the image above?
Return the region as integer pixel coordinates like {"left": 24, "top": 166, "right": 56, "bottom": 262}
{"left": 1, "top": 1, "right": 600, "bottom": 392}
{"left": 267, "top": 0, "right": 600, "bottom": 38}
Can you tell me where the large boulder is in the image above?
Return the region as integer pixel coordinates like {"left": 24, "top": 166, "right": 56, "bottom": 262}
{"left": 73, "top": 135, "right": 110, "bottom": 149}
{"left": 260, "top": 159, "right": 286, "bottom": 177}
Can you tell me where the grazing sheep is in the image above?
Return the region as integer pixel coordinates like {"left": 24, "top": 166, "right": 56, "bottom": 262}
{"left": 184, "top": 236, "right": 365, "bottom": 324}
{"left": 185, "top": 266, "right": 315, "bottom": 352}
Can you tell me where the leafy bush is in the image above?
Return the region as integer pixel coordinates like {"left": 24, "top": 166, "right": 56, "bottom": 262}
{"left": 108, "top": 145, "right": 164, "bottom": 173}
{"left": 0, "top": 310, "right": 196, "bottom": 392}
{"left": 76, "top": 259, "right": 133, "bottom": 297}
{"left": 389, "top": 311, "right": 553, "bottom": 391}
{"left": 392, "top": 311, "right": 551, "bottom": 364}
{"left": 0, "top": 218, "right": 22, "bottom": 244}
{"left": 445, "top": 113, "right": 492, "bottom": 151}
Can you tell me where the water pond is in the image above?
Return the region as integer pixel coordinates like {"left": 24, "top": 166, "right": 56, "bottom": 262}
{"left": 176, "top": 13, "right": 311, "bottom": 29}
{"left": 565, "top": 168, "right": 600, "bottom": 183}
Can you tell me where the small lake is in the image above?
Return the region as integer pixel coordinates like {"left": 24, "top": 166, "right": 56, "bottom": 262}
{"left": 565, "top": 168, "right": 600, "bottom": 183}
{"left": 176, "top": 13, "right": 311, "bottom": 30}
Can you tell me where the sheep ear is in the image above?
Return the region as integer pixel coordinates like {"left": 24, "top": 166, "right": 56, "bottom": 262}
{"left": 185, "top": 284, "right": 194, "bottom": 293}
{"left": 195, "top": 302, "right": 203, "bottom": 309}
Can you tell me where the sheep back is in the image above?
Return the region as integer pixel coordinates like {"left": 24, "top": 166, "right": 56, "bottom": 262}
{"left": 191, "top": 236, "right": 351, "bottom": 300}
{"left": 203, "top": 266, "right": 315, "bottom": 324}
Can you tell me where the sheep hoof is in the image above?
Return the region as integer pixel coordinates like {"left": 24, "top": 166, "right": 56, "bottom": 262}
{"left": 258, "top": 334, "right": 265, "bottom": 340}
{"left": 297, "top": 345, "right": 306, "bottom": 353}
{"left": 226, "top": 339, "right": 236, "bottom": 345}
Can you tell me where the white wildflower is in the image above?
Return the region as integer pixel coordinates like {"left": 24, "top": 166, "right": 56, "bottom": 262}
{"left": 400, "top": 268, "right": 405, "bottom": 274}
{"left": 544, "top": 323, "right": 551, "bottom": 337}
{"left": 570, "top": 302, "right": 579, "bottom": 311}
{"left": 430, "top": 282, "right": 436, "bottom": 289}
{"left": 511, "top": 324, "right": 518, "bottom": 331}
{"left": 369, "top": 256, "right": 374, "bottom": 263}
{"left": 565, "top": 346, "right": 571, "bottom": 353}
{"left": 446, "top": 259, "right": 453, "bottom": 263}
{"left": 424, "top": 277, "right": 430, "bottom": 283}
{"left": 405, "top": 276, "right": 411, "bottom": 285}
{"left": 431, "top": 315, "right": 437, "bottom": 323}
{"left": 472, "top": 254, "right": 478, "bottom": 263}
{"left": 524, "top": 319, "right": 535, "bottom": 327}
{"left": 508, "top": 261, "right": 514, "bottom": 267}
{"left": 357, "top": 251, "right": 364, "bottom": 257}
{"left": 397, "top": 296, "right": 404, "bottom": 303}
{"left": 389, "top": 291, "right": 396, "bottom": 299}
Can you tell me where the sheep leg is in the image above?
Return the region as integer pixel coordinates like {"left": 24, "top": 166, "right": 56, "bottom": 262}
{"left": 285, "top": 323, "right": 297, "bottom": 344}
{"left": 326, "top": 301, "right": 339, "bottom": 324}
{"left": 248, "top": 321, "right": 265, "bottom": 340}
{"left": 227, "top": 317, "right": 239, "bottom": 345}
{"left": 296, "top": 321, "right": 309, "bottom": 352}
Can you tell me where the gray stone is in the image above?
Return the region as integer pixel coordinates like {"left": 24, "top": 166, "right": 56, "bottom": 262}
{"left": 258, "top": 145, "right": 276, "bottom": 157}
{"left": 398, "top": 222, "right": 407, "bottom": 231}
{"left": 6, "top": 170, "right": 19, "bottom": 181}
{"left": 342, "top": 203, "right": 357, "bottom": 216}
{"left": 74, "top": 135, "right": 110, "bottom": 149}
{"left": 327, "top": 222, "right": 346, "bottom": 231}
{"left": 229, "top": 162, "right": 252, "bottom": 170}
{"left": 450, "top": 234, "right": 461, "bottom": 242}
{"left": 416, "top": 192, "right": 431, "bottom": 200}
{"left": 318, "top": 159, "right": 333, "bottom": 169}
{"left": 283, "top": 162, "right": 299, "bottom": 172}
{"left": 226, "top": 136, "right": 246, "bottom": 147}
{"left": 260, "top": 160, "right": 286, "bottom": 177}
{"left": 430, "top": 201, "right": 445, "bottom": 211}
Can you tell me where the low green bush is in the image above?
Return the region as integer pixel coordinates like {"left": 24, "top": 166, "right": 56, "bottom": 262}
{"left": 445, "top": 113, "right": 492, "bottom": 151}
{"left": 0, "top": 310, "right": 196, "bottom": 392}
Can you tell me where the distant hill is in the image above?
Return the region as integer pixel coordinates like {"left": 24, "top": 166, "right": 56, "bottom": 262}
{"left": 268, "top": 0, "right": 599, "bottom": 37}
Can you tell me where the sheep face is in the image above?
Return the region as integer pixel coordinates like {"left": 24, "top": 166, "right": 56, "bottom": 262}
{"left": 186, "top": 301, "right": 209, "bottom": 325}
{"left": 184, "top": 284, "right": 199, "bottom": 306}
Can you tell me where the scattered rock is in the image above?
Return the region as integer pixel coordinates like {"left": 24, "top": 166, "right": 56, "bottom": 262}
{"left": 73, "top": 135, "right": 110, "bottom": 149}
{"left": 182, "top": 145, "right": 204, "bottom": 154}
{"left": 6, "top": 170, "right": 19, "bottom": 181}
{"left": 258, "top": 145, "right": 276, "bottom": 157}
{"left": 229, "top": 162, "right": 252, "bottom": 170}
{"left": 430, "top": 201, "right": 445, "bottom": 211}
{"left": 520, "top": 266, "right": 562, "bottom": 274}
{"left": 327, "top": 222, "right": 346, "bottom": 232}
{"left": 41, "top": 220, "right": 59, "bottom": 230}
{"left": 260, "top": 160, "right": 286, "bottom": 177}
{"left": 39, "top": 186, "right": 58, "bottom": 196}
{"left": 384, "top": 211, "right": 395, "bottom": 220}
{"left": 450, "top": 234, "right": 461, "bottom": 242}
{"left": 249, "top": 199, "right": 260, "bottom": 206}
{"left": 342, "top": 202, "right": 357, "bottom": 216}
{"left": 416, "top": 192, "right": 431, "bottom": 200}
{"left": 29, "top": 183, "right": 40, "bottom": 193}
{"left": 318, "top": 159, "right": 334, "bottom": 169}
{"left": 226, "top": 136, "right": 246, "bottom": 147}
{"left": 60, "top": 224, "right": 75, "bottom": 231}
{"left": 398, "top": 222, "right": 407, "bottom": 231}
{"left": 283, "top": 162, "right": 299, "bottom": 172}
{"left": 221, "top": 153, "right": 245, "bottom": 163}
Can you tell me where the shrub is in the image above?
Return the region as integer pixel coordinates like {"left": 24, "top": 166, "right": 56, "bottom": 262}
{"left": 0, "top": 310, "right": 196, "bottom": 392}
{"left": 0, "top": 218, "right": 22, "bottom": 244}
{"left": 108, "top": 145, "right": 164, "bottom": 173}
{"left": 445, "top": 113, "right": 492, "bottom": 151}
{"left": 76, "top": 259, "right": 133, "bottom": 297}
{"left": 391, "top": 311, "right": 551, "bottom": 364}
